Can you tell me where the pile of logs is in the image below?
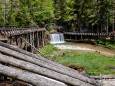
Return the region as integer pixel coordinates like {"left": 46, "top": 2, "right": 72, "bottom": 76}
{"left": 0, "top": 42, "right": 101, "bottom": 86}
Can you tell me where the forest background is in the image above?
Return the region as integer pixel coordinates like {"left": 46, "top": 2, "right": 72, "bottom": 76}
{"left": 0, "top": 0, "right": 114, "bottom": 33}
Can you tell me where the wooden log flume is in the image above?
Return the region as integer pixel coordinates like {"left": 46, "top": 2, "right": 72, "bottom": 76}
{"left": 0, "top": 42, "right": 101, "bottom": 86}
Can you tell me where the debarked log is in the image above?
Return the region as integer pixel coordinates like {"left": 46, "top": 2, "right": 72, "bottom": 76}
{"left": 0, "top": 63, "right": 67, "bottom": 86}
{"left": 0, "top": 53, "right": 93, "bottom": 86}
{"left": 0, "top": 42, "right": 100, "bottom": 86}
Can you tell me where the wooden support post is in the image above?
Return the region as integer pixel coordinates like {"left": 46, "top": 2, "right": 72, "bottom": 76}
{"left": 37, "top": 31, "right": 40, "bottom": 49}
{"left": 34, "top": 32, "right": 37, "bottom": 53}
{"left": 17, "top": 36, "right": 21, "bottom": 48}
{"left": 39, "top": 32, "right": 41, "bottom": 48}
{"left": 25, "top": 34, "right": 28, "bottom": 51}
{"left": 29, "top": 33, "right": 32, "bottom": 52}
{"left": 15, "top": 36, "right": 18, "bottom": 46}
{"left": 21, "top": 35, "right": 24, "bottom": 49}
{"left": 34, "top": 31, "right": 38, "bottom": 53}
{"left": 32, "top": 32, "right": 35, "bottom": 53}
{"left": 7, "top": 37, "right": 11, "bottom": 44}
{"left": 42, "top": 31, "right": 45, "bottom": 47}
{"left": 10, "top": 36, "right": 13, "bottom": 45}
{"left": 26, "top": 33, "right": 29, "bottom": 51}
{"left": 19, "top": 36, "right": 22, "bottom": 48}
{"left": 40, "top": 31, "right": 42, "bottom": 48}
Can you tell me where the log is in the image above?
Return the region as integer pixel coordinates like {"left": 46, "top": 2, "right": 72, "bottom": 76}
{"left": 90, "top": 75, "right": 115, "bottom": 80}
{"left": 0, "top": 63, "right": 67, "bottom": 86}
{"left": 0, "top": 53, "right": 93, "bottom": 86}
{"left": 0, "top": 42, "right": 99, "bottom": 86}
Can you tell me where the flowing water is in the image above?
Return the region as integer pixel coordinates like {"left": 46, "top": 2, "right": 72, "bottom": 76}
{"left": 50, "top": 33, "right": 65, "bottom": 44}
{"left": 49, "top": 33, "right": 115, "bottom": 56}
{"left": 55, "top": 43, "right": 115, "bottom": 56}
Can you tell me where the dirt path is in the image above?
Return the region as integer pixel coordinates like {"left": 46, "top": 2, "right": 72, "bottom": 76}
{"left": 54, "top": 43, "right": 115, "bottom": 56}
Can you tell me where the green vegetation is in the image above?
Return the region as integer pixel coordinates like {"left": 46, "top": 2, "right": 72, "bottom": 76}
{"left": 0, "top": 0, "right": 54, "bottom": 26}
{"left": 0, "top": 0, "right": 114, "bottom": 32}
{"left": 40, "top": 44, "right": 115, "bottom": 76}
{"left": 98, "top": 38, "right": 115, "bottom": 50}
{"left": 40, "top": 44, "right": 58, "bottom": 56}
{"left": 56, "top": 51, "right": 115, "bottom": 75}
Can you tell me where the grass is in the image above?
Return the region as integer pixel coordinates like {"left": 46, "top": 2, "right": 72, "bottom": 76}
{"left": 40, "top": 44, "right": 115, "bottom": 76}
{"left": 40, "top": 44, "right": 58, "bottom": 56}
{"left": 56, "top": 51, "right": 115, "bottom": 75}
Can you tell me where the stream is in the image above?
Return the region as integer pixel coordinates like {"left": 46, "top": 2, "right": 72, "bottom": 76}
{"left": 54, "top": 43, "right": 115, "bottom": 57}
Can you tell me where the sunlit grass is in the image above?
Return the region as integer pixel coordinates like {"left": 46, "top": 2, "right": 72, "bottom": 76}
{"left": 56, "top": 51, "right": 115, "bottom": 75}
{"left": 40, "top": 44, "right": 115, "bottom": 75}
{"left": 40, "top": 44, "right": 58, "bottom": 56}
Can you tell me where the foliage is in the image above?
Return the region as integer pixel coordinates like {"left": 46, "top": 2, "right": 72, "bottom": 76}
{"left": 98, "top": 38, "right": 115, "bottom": 50}
{"left": 0, "top": 0, "right": 55, "bottom": 27}
{"left": 29, "top": 0, "right": 55, "bottom": 26}
{"left": 63, "top": 0, "right": 76, "bottom": 22}
{"left": 0, "top": 0, "right": 114, "bottom": 32}
{"left": 0, "top": 5, "right": 4, "bottom": 25}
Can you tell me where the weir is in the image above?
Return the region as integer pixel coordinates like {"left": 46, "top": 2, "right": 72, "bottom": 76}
{"left": 50, "top": 33, "right": 65, "bottom": 44}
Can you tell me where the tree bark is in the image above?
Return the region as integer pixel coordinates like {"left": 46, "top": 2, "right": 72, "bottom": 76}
{"left": 0, "top": 42, "right": 99, "bottom": 86}
{"left": 0, "top": 63, "right": 67, "bottom": 86}
{"left": 0, "top": 53, "right": 93, "bottom": 86}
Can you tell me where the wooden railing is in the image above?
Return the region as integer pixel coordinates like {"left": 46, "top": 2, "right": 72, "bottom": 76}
{"left": 64, "top": 32, "right": 115, "bottom": 37}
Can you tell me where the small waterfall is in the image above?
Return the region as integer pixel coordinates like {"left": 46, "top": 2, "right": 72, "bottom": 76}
{"left": 50, "top": 33, "right": 65, "bottom": 44}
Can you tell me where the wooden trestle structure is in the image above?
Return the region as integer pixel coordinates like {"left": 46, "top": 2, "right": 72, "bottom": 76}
{"left": 64, "top": 32, "right": 115, "bottom": 43}
{"left": 0, "top": 42, "right": 101, "bottom": 86}
{"left": 64, "top": 32, "right": 115, "bottom": 37}
{"left": 0, "top": 27, "right": 46, "bottom": 53}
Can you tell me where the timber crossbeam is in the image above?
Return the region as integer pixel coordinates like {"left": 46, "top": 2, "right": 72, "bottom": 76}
{"left": 64, "top": 32, "right": 115, "bottom": 37}
{"left": 0, "top": 27, "right": 45, "bottom": 37}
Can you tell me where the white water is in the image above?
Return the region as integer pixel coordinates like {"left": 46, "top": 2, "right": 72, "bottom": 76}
{"left": 50, "top": 33, "right": 65, "bottom": 44}
{"left": 55, "top": 45, "right": 94, "bottom": 51}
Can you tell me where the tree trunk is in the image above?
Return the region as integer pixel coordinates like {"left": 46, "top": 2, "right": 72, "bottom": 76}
{"left": 112, "top": 7, "right": 114, "bottom": 31}
{"left": 0, "top": 63, "right": 67, "bottom": 86}
{"left": 0, "top": 42, "right": 99, "bottom": 86}
{"left": 0, "top": 53, "right": 94, "bottom": 86}
{"left": 106, "top": 14, "right": 109, "bottom": 33}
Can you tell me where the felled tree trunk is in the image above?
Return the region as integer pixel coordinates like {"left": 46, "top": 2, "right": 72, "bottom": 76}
{"left": 0, "top": 53, "right": 93, "bottom": 86}
{"left": 0, "top": 42, "right": 100, "bottom": 86}
{"left": 0, "top": 63, "right": 67, "bottom": 86}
